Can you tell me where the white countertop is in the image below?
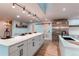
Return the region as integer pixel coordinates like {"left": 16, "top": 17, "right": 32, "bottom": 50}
{"left": 59, "top": 35, "right": 79, "bottom": 48}
{"left": 0, "top": 33, "right": 43, "bottom": 46}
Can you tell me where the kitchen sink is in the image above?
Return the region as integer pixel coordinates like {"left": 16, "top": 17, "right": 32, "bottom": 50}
{"left": 63, "top": 37, "right": 75, "bottom": 41}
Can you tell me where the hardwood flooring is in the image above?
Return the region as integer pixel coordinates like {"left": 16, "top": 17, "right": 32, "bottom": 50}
{"left": 35, "top": 40, "right": 60, "bottom": 56}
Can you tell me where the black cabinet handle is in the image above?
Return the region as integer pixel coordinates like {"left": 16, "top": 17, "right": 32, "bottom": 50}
{"left": 33, "top": 42, "right": 35, "bottom": 46}
{"left": 19, "top": 49, "right": 23, "bottom": 56}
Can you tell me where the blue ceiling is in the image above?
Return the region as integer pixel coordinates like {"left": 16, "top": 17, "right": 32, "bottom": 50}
{"left": 38, "top": 3, "right": 47, "bottom": 14}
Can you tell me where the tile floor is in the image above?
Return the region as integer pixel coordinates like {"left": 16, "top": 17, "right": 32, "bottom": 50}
{"left": 35, "top": 40, "right": 60, "bottom": 56}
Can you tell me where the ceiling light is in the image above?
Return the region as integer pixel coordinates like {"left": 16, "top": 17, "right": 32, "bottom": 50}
{"left": 17, "top": 15, "right": 20, "bottom": 18}
{"left": 12, "top": 3, "right": 15, "bottom": 8}
{"left": 62, "top": 8, "right": 66, "bottom": 11}
{"left": 27, "top": 12, "right": 31, "bottom": 16}
{"left": 22, "top": 7, "right": 25, "bottom": 13}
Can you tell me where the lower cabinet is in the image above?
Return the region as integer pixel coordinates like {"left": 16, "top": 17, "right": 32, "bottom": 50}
{"left": 8, "top": 34, "right": 44, "bottom": 56}
{"left": 27, "top": 38, "right": 37, "bottom": 56}
{"left": 27, "top": 40, "right": 34, "bottom": 56}
{"left": 27, "top": 34, "right": 44, "bottom": 56}
{"left": 9, "top": 50, "right": 19, "bottom": 56}
{"left": 9, "top": 41, "right": 28, "bottom": 56}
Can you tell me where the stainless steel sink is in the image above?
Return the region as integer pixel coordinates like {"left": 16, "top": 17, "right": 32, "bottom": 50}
{"left": 63, "top": 37, "right": 75, "bottom": 41}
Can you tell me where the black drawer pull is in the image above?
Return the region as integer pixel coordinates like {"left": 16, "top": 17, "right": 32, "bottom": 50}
{"left": 33, "top": 42, "right": 35, "bottom": 46}
{"left": 19, "top": 49, "right": 23, "bottom": 56}
{"left": 18, "top": 44, "right": 24, "bottom": 47}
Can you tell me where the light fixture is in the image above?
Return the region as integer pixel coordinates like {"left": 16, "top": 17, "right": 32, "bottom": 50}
{"left": 62, "top": 8, "right": 66, "bottom": 11}
{"left": 27, "top": 12, "right": 31, "bottom": 16}
{"left": 22, "top": 7, "right": 25, "bottom": 13}
{"left": 12, "top": 3, "right": 40, "bottom": 20}
{"left": 17, "top": 15, "right": 20, "bottom": 18}
{"left": 12, "top": 3, "right": 15, "bottom": 8}
{"left": 32, "top": 14, "right": 36, "bottom": 18}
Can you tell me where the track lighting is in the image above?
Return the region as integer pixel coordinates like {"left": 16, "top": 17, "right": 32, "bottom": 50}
{"left": 28, "top": 12, "right": 31, "bottom": 16}
{"left": 22, "top": 7, "right": 25, "bottom": 13}
{"left": 12, "top": 3, "right": 15, "bottom": 8}
{"left": 12, "top": 3, "right": 39, "bottom": 20}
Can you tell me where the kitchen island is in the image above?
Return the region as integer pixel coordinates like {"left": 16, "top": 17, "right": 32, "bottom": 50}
{"left": 59, "top": 35, "right": 79, "bottom": 56}
{"left": 0, "top": 33, "right": 44, "bottom": 56}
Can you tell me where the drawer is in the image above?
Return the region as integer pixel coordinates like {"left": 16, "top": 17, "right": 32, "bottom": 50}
{"left": 9, "top": 41, "right": 25, "bottom": 53}
{"left": 9, "top": 50, "right": 19, "bottom": 56}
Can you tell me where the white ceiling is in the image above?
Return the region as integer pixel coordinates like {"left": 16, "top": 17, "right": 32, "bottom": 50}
{"left": 0, "top": 3, "right": 46, "bottom": 22}
{"left": 46, "top": 3, "right": 79, "bottom": 20}
{"left": 1, "top": 3, "right": 79, "bottom": 22}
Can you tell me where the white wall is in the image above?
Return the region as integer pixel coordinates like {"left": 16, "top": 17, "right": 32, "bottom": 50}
{"left": 43, "top": 23, "right": 52, "bottom": 40}
{"left": 1, "top": 19, "right": 52, "bottom": 40}
{"left": 69, "top": 27, "right": 79, "bottom": 35}
{"left": 34, "top": 22, "right": 52, "bottom": 40}
{"left": 69, "top": 19, "right": 79, "bottom": 25}
{"left": 68, "top": 19, "right": 79, "bottom": 35}
{"left": 12, "top": 20, "right": 29, "bottom": 37}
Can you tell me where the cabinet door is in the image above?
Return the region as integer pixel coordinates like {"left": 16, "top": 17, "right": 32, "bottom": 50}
{"left": 35, "top": 36, "right": 40, "bottom": 50}
{"left": 9, "top": 41, "right": 27, "bottom": 56}
{"left": 33, "top": 38, "right": 38, "bottom": 53}
{"left": 9, "top": 50, "right": 19, "bottom": 56}
{"left": 17, "top": 42, "right": 27, "bottom": 56}
{"left": 38, "top": 35, "right": 41, "bottom": 46}
{"left": 23, "top": 41, "right": 28, "bottom": 56}
{"left": 27, "top": 42, "right": 33, "bottom": 56}
{"left": 27, "top": 38, "right": 37, "bottom": 56}
{"left": 40, "top": 34, "right": 44, "bottom": 46}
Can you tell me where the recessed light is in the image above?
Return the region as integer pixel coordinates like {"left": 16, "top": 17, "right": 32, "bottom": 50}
{"left": 12, "top": 5, "right": 15, "bottom": 8}
{"left": 17, "top": 15, "right": 20, "bottom": 18}
{"left": 62, "top": 8, "right": 66, "bottom": 11}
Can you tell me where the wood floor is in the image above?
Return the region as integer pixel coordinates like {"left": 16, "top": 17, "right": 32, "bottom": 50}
{"left": 35, "top": 40, "right": 60, "bottom": 56}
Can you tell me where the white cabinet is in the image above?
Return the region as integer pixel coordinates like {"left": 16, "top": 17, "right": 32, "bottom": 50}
{"left": 23, "top": 41, "right": 28, "bottom": 56}
{"left": 27, "top": 34, "right": 44, "bottom": 56}
{"left": 9, "top": 50, "right": 19, "bottom": 56}
{"left": 27, "top": 38, "right": 36, "bottom": 56}
{"left": 0, "top": 33, "right": 44, "bottom": 56}
{"left": 9, "top": 41, "right": 28, "bottom": 56}
{"left": 27, "top": 39, "right": 34, "bottom": 56}
{"left": 35, "top": 35, "right": 40, "bottom": 50}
